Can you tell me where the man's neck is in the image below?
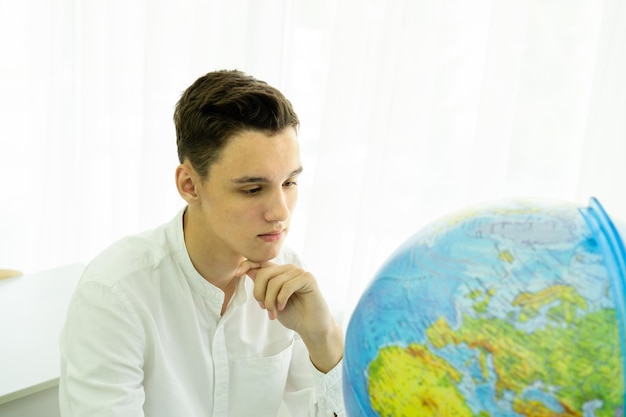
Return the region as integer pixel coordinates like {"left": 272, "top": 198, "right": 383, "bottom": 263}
{"left": 182, "top": 208, "right": 244, "bottom": 292}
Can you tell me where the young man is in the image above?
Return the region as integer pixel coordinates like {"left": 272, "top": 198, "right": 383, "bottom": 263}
{"left": 59, "top": 70, "right": 345, "bottom": 416}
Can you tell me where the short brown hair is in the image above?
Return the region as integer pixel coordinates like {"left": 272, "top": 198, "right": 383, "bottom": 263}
{"left": 174, "top": 70, "right": 300, "bottom": 179}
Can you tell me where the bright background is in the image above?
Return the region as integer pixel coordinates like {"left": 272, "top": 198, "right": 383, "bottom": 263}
{"left": 1, "top": 0, "right": 625, "bottom": 321}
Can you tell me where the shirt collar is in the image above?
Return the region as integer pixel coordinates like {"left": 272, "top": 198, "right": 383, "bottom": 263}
{"left": 168, "top": 206, "right": 250, "bottom": 314}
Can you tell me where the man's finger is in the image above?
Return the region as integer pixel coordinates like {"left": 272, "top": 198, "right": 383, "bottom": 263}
{"left": 234, "top": 260, "right": 262, "bottom": 277}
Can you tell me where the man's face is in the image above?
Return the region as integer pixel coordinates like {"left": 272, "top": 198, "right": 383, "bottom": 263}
{"left": 193, "top": 127, "right": 302, "bottom": 263}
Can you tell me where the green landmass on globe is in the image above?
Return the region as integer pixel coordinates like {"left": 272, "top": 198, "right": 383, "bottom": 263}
{"left": 368, "top": 283, "right": 623, "bottom": 417}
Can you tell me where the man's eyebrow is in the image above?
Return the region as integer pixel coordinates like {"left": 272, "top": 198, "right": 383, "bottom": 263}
{"left": 232, "top": 166, "right": 304, "bottom": 184}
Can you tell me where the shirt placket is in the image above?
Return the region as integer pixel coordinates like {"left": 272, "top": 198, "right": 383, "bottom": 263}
{"left": 211, "top": 321, "right": 230, "bottom": 417}
{"left": 200, "top": 284, "right": 229, "bottom": 417}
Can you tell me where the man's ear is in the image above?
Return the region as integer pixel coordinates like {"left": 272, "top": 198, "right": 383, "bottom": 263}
{"left": 175, "top": 162, "right": 200, "bottom": 203}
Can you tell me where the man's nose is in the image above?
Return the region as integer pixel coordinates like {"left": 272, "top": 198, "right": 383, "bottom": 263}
{"left": 264, "top": 189, "right": 290, "bottom": 222}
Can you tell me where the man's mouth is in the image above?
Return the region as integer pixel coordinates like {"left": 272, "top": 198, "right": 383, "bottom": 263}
{"left": 258, "top": 230, "right": 285, "bottom": 243}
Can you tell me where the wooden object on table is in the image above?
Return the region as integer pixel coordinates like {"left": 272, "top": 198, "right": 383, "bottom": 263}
{"left": 0, "top": 270, "right": 23, "bottom": 280}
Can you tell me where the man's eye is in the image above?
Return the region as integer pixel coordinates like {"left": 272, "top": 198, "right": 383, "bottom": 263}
{"left": 243, "top": 187, "right": 262, "bottom": 195}
{"left": 283, "top": 180, "right": 298, "bottom": 187}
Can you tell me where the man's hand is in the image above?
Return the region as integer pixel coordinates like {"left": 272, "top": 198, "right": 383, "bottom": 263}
{"left": 236, "top": 260, "right": 344, "bottom": 373}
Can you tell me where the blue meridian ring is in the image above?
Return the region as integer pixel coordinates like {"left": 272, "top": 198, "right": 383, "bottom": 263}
{"left": 579, "top": 196, "right": 626, "bottom": 404}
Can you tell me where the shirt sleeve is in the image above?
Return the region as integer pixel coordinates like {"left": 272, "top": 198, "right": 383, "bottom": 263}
{"left": 283, "top": 335, "right": 345, "bottom": 417}
{"left": 59, "top": 281, "right": 146, "bottom": 417}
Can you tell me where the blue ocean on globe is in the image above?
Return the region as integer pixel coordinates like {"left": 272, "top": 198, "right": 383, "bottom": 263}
{"left": 343, "top": 197, "right": 626, "bottom": 417}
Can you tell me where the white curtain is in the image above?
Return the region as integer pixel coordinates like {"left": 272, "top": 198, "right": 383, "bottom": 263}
{"left": 1, "top": 0, "right": 625, "bottom": 321}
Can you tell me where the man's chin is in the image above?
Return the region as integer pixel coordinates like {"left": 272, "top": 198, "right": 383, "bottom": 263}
{"left": 244, "top": 245, "right": 283, "bottom": 264}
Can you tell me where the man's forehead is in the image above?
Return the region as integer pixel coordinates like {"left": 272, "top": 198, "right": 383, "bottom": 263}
{"left": 209, "top": 128, "right": 301, "bottom": 177}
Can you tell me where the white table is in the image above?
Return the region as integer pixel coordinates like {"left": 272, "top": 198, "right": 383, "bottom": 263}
{"left": 0, "top": 263, "right": 84, "bottom": 411}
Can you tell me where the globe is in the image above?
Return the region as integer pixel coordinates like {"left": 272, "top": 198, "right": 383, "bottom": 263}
{"left": 343, "top": 197, "right": 626, "bottom": 417}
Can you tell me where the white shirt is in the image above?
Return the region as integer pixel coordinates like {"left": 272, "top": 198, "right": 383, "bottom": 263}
{"left": 59, "top": 209, "right": 344, "bottom": 417}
